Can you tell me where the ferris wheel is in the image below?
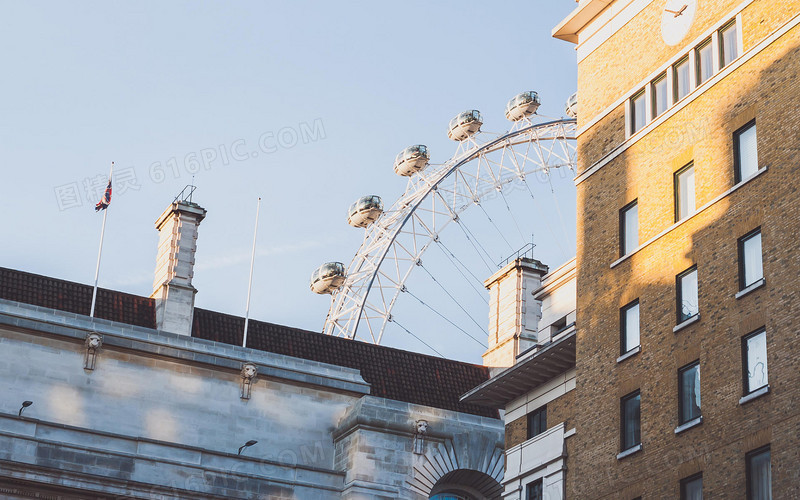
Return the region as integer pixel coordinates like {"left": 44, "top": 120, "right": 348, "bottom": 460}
{"left": 311, "top": 91, "right": 579, "bottom": 346}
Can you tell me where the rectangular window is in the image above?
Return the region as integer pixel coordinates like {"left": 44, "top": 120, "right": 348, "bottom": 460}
{"left": 696, "top": 39, "right": 714, "bottom": 85}
{"left": 742, "top": 329, "right": 768, "bottom": 394}
{"left": 621, "top": 300, "right": 640, "bottom": 354}
{"left": 679, "top": 361, "right": 701, "bottom": 424}
{"left": 675, "top": 163, "right": 696, "bottom": 221}
{"left": 620, "top": 200, "right": 639, "bottom": 256}
{"left": 652, "top": 73, "right": 668, "bottom": 118}
{"left": 620, "top": 390, "right": 641, "bottom": 451}
{"left": 746, "top": 446, "right": 772, "bottom": 500}
{"left": 527, "top": 405, "right": 547, "bottom": 439}
{"left": 674, "top": 56, "right": 691, "bottom": 102}
{"left": 526, "top": 479, "right": 543, "bottom": 500}
{"left": 677, "top": 266, "right": 699, "bottom": 323}
{"left": 631, "top": 90, "right": 647, "bottom": 134}
{"left": 739, "top": 229, "right": 763, "bottom": 289}
{"left": 734, "top": 121, "right": 758, "bottom": 182}
{"left": 681, "top": 473, "right": 703, "bottom": 500}
{"left": 719, "top": 20, "right": 739, "bottom": 67}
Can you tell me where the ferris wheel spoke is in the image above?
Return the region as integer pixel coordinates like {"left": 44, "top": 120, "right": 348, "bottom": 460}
{"left": 402, "top": 285, "right": 487, "bottom": 348}
{"left": 454, "top": 217, "right": 495, "bottom": 272}
{"left": 476, "top": 202, "right": 514, "bottom": 254}
{"left": 417, "top": 262, "right": 487, "bottom": 335}
{"left": 435, "top": 239, "right": 490, "bottom": 304}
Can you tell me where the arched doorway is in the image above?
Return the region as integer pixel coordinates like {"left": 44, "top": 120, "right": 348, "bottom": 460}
{"left": 429, "top": 469, "right": 503, "bottom": 500}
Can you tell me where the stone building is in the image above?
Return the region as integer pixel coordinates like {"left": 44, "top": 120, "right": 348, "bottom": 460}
{"left": 0, "top": 199, "right": 506, "bottom": 499}
{"left": 462, "top": 258, "right": 576, "bottom": 500}
{"left": 549, "top": 0, "right": 799, "bottom": 498}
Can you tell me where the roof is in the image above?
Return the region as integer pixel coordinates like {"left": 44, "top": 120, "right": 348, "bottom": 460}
{"left": 460, "top": 329, "right": 576, "bottom": 407}
{"left": 0, "top": 267, "right": 496, "bottom": 418}
{"left": 552, "top": 0, "right": 613, "bottom": 43}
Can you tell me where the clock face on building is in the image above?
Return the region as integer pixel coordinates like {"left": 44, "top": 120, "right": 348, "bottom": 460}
{"left": 661, "top": 0, "right": 697, "bottom": 46}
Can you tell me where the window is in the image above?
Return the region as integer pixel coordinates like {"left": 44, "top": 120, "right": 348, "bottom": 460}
{"left": 696, "top": 39, "right": 714, "bottom": 85}
{"left": 621, "top": 300, "right": 640, "bottom": 354}
{"left": 677, "top": 266, "right": 699, "bottom": 323}
{"left": 620, "top": 391, "right": 641, "bottom": 451}
{"left": 620, "top": 200, "right": 639, "bottom": 256}
{"left": 678, "top": 361, "right": 701, "bottom": 424}
{"left": 526, "top": 479, "right": 543, "bottom": 500}
{"left": 742, "top": 329, "right": 768, "bottom": 394}
{"left": 674, "top": 56, "right": 691, "bottom": 102}
{"left": 746, "top": 446, "right": 772, "bottom": 500}
{"left": 630, "top": 90, "right": 647, "bottom": 134}
{"left": 652, "top": 73, "right": 668, "bottom": 118}
{"left": 734, "top": 121, "right": 758, "bottom": 182}
{"left": 681, "top": 473, "right": 703, "bottom": 500}
{"left": 527, "top": 405, "right": 547, "bottom": 439}
{"left": 719, "top": 20, "right": 739, "bottom": 67}
{"left": 675, "top": 163, "right": 695, "bottom": 221}
{"left": 739, "top": 229, "right": 763, "bottom": 289}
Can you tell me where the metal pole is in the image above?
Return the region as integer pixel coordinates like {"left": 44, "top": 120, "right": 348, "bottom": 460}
{"left": 242, "top": 197, "right": 261, "bottom": 347}
{"left": 90, "top": 162, "right": 113, "bottom": 318}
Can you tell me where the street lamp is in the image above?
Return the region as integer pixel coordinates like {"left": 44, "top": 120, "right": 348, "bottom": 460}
{"left": 18, "top": 401, "right": 33, "bottom": 417}
{"left": 238, "top": 440, "right": 258, "bottom": 456}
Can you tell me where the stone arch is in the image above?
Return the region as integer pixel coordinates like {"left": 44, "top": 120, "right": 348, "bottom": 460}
{"left": 406, "top": 432, "right": 504, "bottom": 499}
{"left": 429, "top": 469, "right": 503, "bottom": 499}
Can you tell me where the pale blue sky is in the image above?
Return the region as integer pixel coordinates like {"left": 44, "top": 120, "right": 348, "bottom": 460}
{"left": 0, "top": 1, "right": 578, "bottom": 362}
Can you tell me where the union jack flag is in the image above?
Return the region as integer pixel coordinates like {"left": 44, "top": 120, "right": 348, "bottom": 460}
{"left": 95, "top": 178, "right": 112, "bottom": 211}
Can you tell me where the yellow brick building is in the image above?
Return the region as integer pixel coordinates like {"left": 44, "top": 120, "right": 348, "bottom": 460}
{"left": 553, "top": 0, "right": 800, "bottom": 498}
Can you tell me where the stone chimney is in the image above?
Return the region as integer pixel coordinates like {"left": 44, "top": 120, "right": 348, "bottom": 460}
{"left": 150, "top": 199, "right": 206, "bottom": 336}
{"left": 483, "top": 257, "right": 548, "bottom": 373}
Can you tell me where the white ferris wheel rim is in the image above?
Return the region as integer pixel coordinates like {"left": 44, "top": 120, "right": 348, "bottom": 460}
{"left": 324, "top": 117, "right": 578, "bottom": 344}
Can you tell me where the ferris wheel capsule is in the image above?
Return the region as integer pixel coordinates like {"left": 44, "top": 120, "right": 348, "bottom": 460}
{"left": 447, "top": 110, "right": 482, "bottom": 141}
{"left": 505, "top": 91, "right": 541, "bottom": 121}
{"left": 565, "top": 92, "right": 578, "bottom": 118}
{"left": 347, "top": 195, "right": 383, "bottom": 227}
{"left": 310, "top": 262, "right": 346, "bottom": 294}
{"left": 394, "top": 145, "right": 430, "bottom": 176}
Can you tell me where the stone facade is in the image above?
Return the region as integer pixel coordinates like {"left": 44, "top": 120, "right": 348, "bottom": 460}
{"left": 557, "top": 0, "right": 800, "bottom": 498}
{"left": 0, "top": 297, "right": 504, "bottom": 499}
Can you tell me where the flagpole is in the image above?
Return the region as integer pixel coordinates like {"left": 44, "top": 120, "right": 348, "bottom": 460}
{"left": 242, "top": 197, "right": 261, "bottom": 347}
{"left": 89, "top": 162, "right": 113, "bottom": 318}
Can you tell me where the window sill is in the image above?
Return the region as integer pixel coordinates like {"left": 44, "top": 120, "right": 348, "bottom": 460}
{"left": 616, "top": 443, "right": 642, "bottom": 460}
{"left": 674, "top": 416, "right": 703, "bottom": 434}
{"left": 735, "top": 278, "right": 765, "bottom": 299}
{"left": 673, "top": 314, "right": 700, "bottom": 333}
{"left": 617, "top": 346, "right": 641, "bottom": 364}
{"left": 739, "top": 385, "right": 770, "bottom": 405}
{"left": 610, "top": 166, "right": 768, "bottom": 269}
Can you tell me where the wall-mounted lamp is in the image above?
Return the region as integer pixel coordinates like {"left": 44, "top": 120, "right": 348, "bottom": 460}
{"left": 240, "top": 363, "right": 257, "bottom": 400}
{"left": 238, "top": 440, "right": 258, "bottom": 456}
{"left": 84, "top": 332, "right": 103, "bottom": 370}
{"left": 18, "top": 401, "right": 33, "bottom": 417}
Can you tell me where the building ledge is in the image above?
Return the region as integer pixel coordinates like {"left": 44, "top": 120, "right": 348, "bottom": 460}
{"left": 674, "top": 416, "right": 703, "bottom": 434}
{"left": 616, "top": 443, "right": 642, "bottom": 460}
{"left": 735, "top": 278, "right": 765, "bottom": 299}
{"left": 739, "top": 385, "right": 770, "bottom": 405}
{"left": 616, "top": 346, "right": 640, "bottom": 364}
{"left": 0, "top": 298, "right": 371, "bottom": 395}
{"left": 552, "top": 0, "right": 613, "bottom": 43}
{"left": 673, "top": 314, "right": 700, "bottom": 333}
{"left": 461, "top": 331, "right": 576, "bottom": 407}
{"left": 611, "top": 167, "right": 768, "bottom": 270}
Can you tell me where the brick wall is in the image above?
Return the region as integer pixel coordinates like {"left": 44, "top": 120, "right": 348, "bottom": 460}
{"left": 569, "top": 1, "right": 800, "bottom": 498}
{"left": 504, "top": 390, "right": 575, "bottom": 450}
